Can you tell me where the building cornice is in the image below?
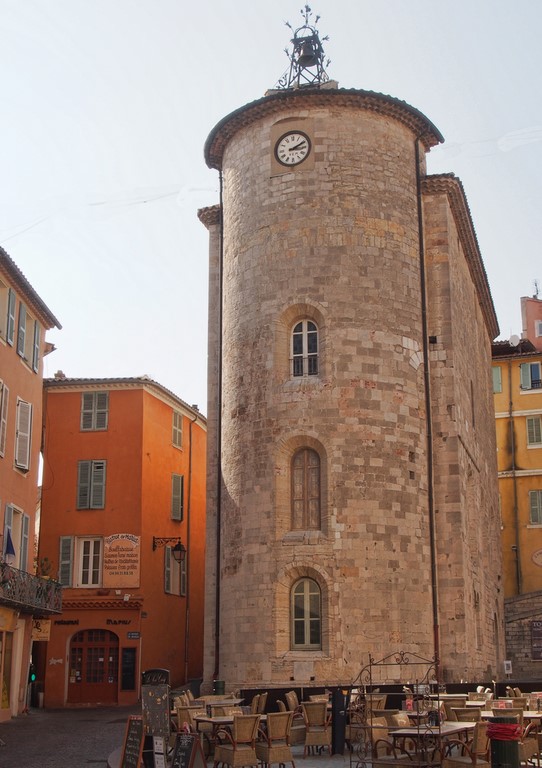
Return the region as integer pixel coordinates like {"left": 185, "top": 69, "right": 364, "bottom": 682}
{"left": 197, "top": 204, "right": 221, "bottom": 229}
{"left": 0, "top": 246, "right": 62, "bottom": 330}
{"left": 421, "top": 173, "right": 499, "bottom": 341}
{"left": 62, "top": 597, "right": 143, "bottom": 611}
{"left": 204, "top": 87, "right": 444, "bottom": 169}
{"left": 43, "top": 376, "right": 206, "bottom": 425}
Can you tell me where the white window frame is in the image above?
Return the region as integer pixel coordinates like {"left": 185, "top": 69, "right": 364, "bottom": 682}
{"left": 76, "top": 537, "right": 102, "bottom": 587}
{"left": 14, "top": 398, "right": 32, "bottom": 471}
{"left": 0, "top": 381, "right": 8, "bottom": 457}
{"left": 291, "top": 578, "right": 322, "bottom": 650}
{"left": 172, "top": 411, "right": 183, "bottom": 448}
{"left": 171, "top": 474, "right": 184, "bottom": 521}
{"left": 527, "top": 416, "right": 542, "bottom": 447}
{"left": 291, "top": 320, "right": 318, "bottom": 377}
{"left": 529, "top": 490, "right": 542, "bottom": 525}
{"left": 77, "top": 460, "right": 107, "bottom": 509}
{"left": 492, "top": 366, "right": 502, "bottom": 394}
{"left": 80, "top": 392, "right": 109, "bottom": 431}
{"left": 521, "top": 362, "right": 542, "bottom": 391}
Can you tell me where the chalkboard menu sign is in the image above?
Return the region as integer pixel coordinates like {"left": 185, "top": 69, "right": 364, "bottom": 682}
{"left": 120, "top": 715, "right": 144, "bottom": 768}
{"left": 141, "top": 668, "right": 170, "bottom": 685}
{"left": 171, "top": 733, "right": 206, "bottom": 768}
{"left": 142, "top": 684, "right": 170, "bottom": 737}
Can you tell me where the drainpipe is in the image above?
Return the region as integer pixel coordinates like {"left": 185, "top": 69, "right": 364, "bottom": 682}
{"left": 415, "top": 139, "right": 441, "bottom": 674}
{"left": 184, "top": 411, "right": 200, "bottom": 683}
{"left": 213, "top": 170, "right": 224, "bottom": 682}
{"left": 508, "top": 359, "right": 522, "bottom": 594}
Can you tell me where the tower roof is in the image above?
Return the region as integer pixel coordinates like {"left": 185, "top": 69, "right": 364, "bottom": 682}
{"left": 204, "top": 87, "right": 444, "bottom": 170}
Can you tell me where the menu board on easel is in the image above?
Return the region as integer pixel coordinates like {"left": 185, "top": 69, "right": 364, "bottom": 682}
{"left": 120, "top": 715, "right": 144, "bottom": 768}
{"left": 171, "top": 732, "right": 206, "bottom": 768}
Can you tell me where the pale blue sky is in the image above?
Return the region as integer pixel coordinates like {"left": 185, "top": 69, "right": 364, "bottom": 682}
{"left": 1, "top": 0, "right": 540, "bottom": 411}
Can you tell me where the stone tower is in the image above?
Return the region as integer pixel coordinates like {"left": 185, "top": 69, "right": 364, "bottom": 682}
{"left": 198, "top": 15, "right": 503, "bottom": 690}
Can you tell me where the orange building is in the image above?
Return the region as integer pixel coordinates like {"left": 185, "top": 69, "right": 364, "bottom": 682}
{"left": 0, "top": 246, "right": 62, "bottom": 721}
{"left": 38, "top": 375, "right": 206, "bottom": 707}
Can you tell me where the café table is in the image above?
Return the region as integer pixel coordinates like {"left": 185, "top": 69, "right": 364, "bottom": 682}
{"left": 480, "top": 710, "right": 542, "bottom": 721}
{"left": 391, "top": 721, "right": 477, "bottom": 764}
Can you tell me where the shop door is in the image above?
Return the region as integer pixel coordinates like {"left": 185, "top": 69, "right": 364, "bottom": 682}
{"left": 68, "top": 630, "right": 119, "bottom": 704}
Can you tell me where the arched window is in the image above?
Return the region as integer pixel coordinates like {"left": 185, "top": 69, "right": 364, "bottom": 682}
{"left": 291, "top": 448, "right": 320, "bottom": 529}
{"left": 291, "top": 320, "right": 318, "bottom": 377}
{"left": 291, "top": 578, "right": 321, "bottom": 649}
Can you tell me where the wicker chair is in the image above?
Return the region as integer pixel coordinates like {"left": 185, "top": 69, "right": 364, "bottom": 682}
{"left": 213, "top": 714, "right": 261, "bottom": 768}
{"left": 257, "top": 692, "right": 268, "bottom": 714}
{"left": 250, "top": 694, "right": 260, "bottom": 714}
{"left": 442, "top": 721, "right": 490, "bottom": 768}
{"left": 302, "top": 701, "right": 331, "bottom": 757}
{"left": 285, "top": 691, "right": 302, "bottom": 713}
{"left": 255, "top": 711, "right": 295, "bottom": 768}
{"left": 367, "top": 693, "right": 388, "bottom": 712}
{"left": 490, "top": 707, "right": 524, "bottom": 727}
{"left": 511, "top": 697, "right": 529, "bottom": 710}
{"left": 452, "top": 707, "right": 481, "bottom": 722}
{"left": 443, "top": 697, "right": 468, "bottom": 721}
{"left": 176, "top": 708, "right": 213, "bottom": 757}
{"left": 369, "top": 716, "right": 416, "bottom": 764}
{"left": 277, "top": 700, "right": 306, "bottom": 745}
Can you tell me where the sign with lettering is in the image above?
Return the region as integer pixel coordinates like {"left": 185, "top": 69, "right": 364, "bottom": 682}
{"left": 103, "top": 534, "right": 140, "bottom": 588}
{"left": 120, "top": 715, "right": 144, "bottom": 768}
{"left": 171, "top": 732, "right": 206, "bottom": 768}
{"left": 32, "top": 619, "right": 51, "bottom": 641}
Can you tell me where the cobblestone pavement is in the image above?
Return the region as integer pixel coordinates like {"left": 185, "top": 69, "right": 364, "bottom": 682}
{"left": 0, "top": 705, "right": 139, "bottom": 768}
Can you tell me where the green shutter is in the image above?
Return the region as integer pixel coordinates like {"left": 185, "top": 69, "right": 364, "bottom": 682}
{"left": 520, "top": 363, "right": 531, "bottom": 390}
{"left": 0, "top": 383, "right": 8, "bottom": 457}
{"left": 6, "top": 289, "right": 16, "bottom": 345}
{"left": 77, "top": 461, "right": 91, "bottom": 508}
{"left": 492, "top": 366, "right": 502, "bottom": 394}
{"left": 164, "top": 547, "right": 171, "bottom": 593}
{"left": 20, "top": 514, "right": 29, "bottom": 571}
{"left": 32, "top": 321, "right": 40, "bottom": 372}
{"left": 527, "top": 417, "right": 542, "bottom": 446}
{"left": 15, "top": 399, "right": 32, "bottom": 470}
{"left": 95, "top": 393, "right": 109, "bottom": 430}
{"left": 59, "top": 536, "right": 73, "bottom": 586}
{"left": 171, "top": 474, "right": 184, "bottom": 520}
{"left": 81, "top": 394, "right": 95, "bottom": 430}
{"left": 90, "top": 461, "right": 106, "bottom": 509}
{"left": 17, "top": 303, "right": 26, "bottom": 357}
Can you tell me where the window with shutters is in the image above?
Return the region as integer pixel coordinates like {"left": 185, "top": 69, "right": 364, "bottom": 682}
{"left": 291, "top": 320, "right": 318, "bottom": 377}
{"left": 0, "top": 382, "right": 8, "bottom": 458}
{"left": 172, "top": 411, "right": 183, "bottom": 448}
{"left": 76, "top": 538, "right": 102, "bottom": 587}
{"left": 521, "top": 362, "right": 542, "bottom": 391}
{"left": 31, "top": 320, "right": 40, "bottom": 372}
{"left": 291, "top": 578, "right": 321, "bottom": 650}
{"left": 16, "top": 303, "right": 26, "bottom": 357}
{"left": 291, "top": 448, "right": 321, "bottom": 529}
{"left": 81, "top": 392, "right": 109, "bottom": 431}
{"left": 529, "top": 491, "right": 542, "bottom": 525}
{"left": 492, "top": 366, "right": 502, "bottom": 394}
{"left": 59, "top": 536, "right": 74, "bottom": 586}
{"left": 77, "top": 460, "right": 106, "bottom": 509}
{"left": 6, "top": 288, "right": 16, "bottom": 346}
{"left": 2, "top": 505, "right": 28, "bottom": 570}
{"left": 14, "top": 398, "right": 32, "bottom": 471}
{"left": 171, "top": 474, "right": 184, "bottom": 521}
{"left": 0, "top": 280, "right": 12, "bottom": 342}
{"left": 527, "top": 417, "right": 542, "bottom": 447}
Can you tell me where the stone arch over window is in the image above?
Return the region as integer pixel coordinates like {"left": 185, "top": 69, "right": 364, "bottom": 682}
{"left": 275, "top": 435, "right": 328, "bottom": 537}
{"left": 274, "top": 302, "right": 326, "bottom": 382}
{"left": 274, "top": 564, "right": 329, "bottom": 657}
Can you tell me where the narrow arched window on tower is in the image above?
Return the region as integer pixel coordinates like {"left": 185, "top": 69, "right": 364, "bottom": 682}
{"left": 291, "top": 320, "right": 318, "bottom": 377}
{"left": 291, "top": 448, "right": 321, "bottom": 529}
{"left": 291, "top": 578, "right": 321, "bottom": 650}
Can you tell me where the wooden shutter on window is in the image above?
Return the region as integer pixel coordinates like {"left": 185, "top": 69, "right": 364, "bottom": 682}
{"left": 520, "top": 363, "right": 531, "bottom": 390}
{"left": 32, "top": 321, "right": 40, "bottom": 372}
{"left": 95, "top": 392, "right": 109, "bottom": 430}
{"left": 20, "top": 514, "right": 29, "bottom": 571}
{"left": 0, "top": 383, "right": 8, "bottom": 457}
{"left": 59, "top": 536, "right": 73, "bottom": 586}
{"left": 6, "top": 289, "right": 16, "bottom": 345}
{"left": 171, "top": 474, "right": 184, "bottom": 520}
{"left": 81, "top": 394, "right": 95, "bottom": 430}
{"left": 528, "top": 417, "right": 542, "bottom": 445}
{"left": 3, "top": 505, "right": 13, "bottom": 555}
{"left": 15, "top": 399, "right": 32, "bottom": 470}
{"left": 90, "top": 461, "right": 106, "bottom": 508}
{"left": 164, "top": 548, "right": 171, "bottom": 593}
{"left": 17, "top": 303, "right": 26, "bottom": 357}
{"left": 77, "top": 461, "right": 91, "bottom": 508}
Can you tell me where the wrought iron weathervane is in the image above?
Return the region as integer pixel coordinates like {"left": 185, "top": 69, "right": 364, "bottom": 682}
{"left": 276, "top": 5, "right": 330, "bottom": 90}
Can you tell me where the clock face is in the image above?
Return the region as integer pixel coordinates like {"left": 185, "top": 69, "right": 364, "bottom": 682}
{"left": 275, "top": 131, "right": 311, "bottom": 166}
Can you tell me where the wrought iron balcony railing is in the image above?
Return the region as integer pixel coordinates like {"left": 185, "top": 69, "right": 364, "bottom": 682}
{"left": 0, "top": 561, "right": 62, "bottom": 615}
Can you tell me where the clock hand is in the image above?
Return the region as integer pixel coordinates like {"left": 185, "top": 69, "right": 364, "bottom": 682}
{"left": 290, "top": 141, "right": 307, "bottom": 151}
